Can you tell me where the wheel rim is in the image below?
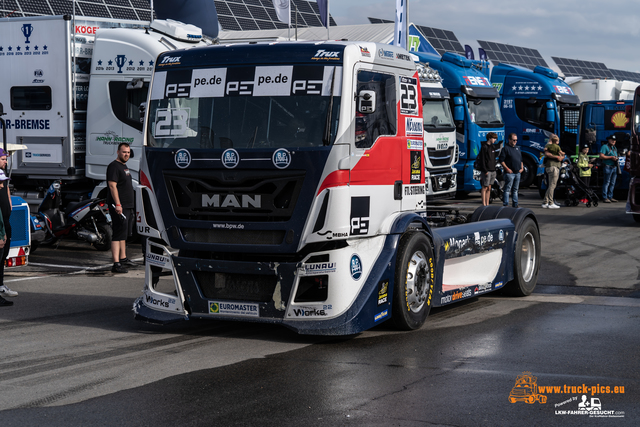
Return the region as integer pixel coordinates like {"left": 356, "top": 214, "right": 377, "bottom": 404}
{"left": 520, "top": 231, "right": 537, "bottom": 282}
{"left": 406, "top": 250, "right": 429, "bottom": 313}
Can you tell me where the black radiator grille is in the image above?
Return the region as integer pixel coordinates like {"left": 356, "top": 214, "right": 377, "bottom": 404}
{"left": 181, "top": 228, "right": 285, "bottom": 245}
{"left": 195, "top": 271, "right": 278, "bottom": 302}
{"left": 165, "top": 169, "right": 305, "bottom": 222}
{"left": 426, "top": 147, "right": 455, "bottom": 167}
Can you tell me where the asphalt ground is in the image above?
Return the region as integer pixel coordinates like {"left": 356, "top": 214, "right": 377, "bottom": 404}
{"left": 0, "top": 188, "right": 638, "bottom": 426}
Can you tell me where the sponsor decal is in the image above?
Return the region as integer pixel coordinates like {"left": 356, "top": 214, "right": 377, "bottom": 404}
{"left": 350, "top": 254, "right": 363, "bottom": 281}
{"left": 312, "top": 49, "right": 340, "bottom": 61}
{"left": 159, "top": 55, "right": 182, "bottom": 66}
{"left": 377, "top": 280, "right": 389, "bottom": 305}
{"left": 145, "top": 293, "right": 176, "bottom": 308}
{"left": 509, "top": 82, "right": 543, "bottom": 94}
{"left": 405, "top": 117, "right": 423, "bottom": 136}
{"left": 202, "top": 194, "right": 261, "bottom": 208}
{"left": 175, "top": 149, "right": 191, "bottom": 169}
{"left": 452, "top": 288, "right": 473, "bottom": 301}
{"left": 441, "top": 295, "right": 452, "bottom": 304}
{"left": 410, "top": 150, "right": 422, "bottom": 183}
{"left": 503, "top": 99, "right": 514, "bottom": 109}
{"left": 427, "top": 91, "right": 442, "bottom": 98}
{"left": 0, "top": 119, "right": 50, "bottom": 130}
{"left": 208, "top": 301, "right": 259, "bottom": 317}
{"left": 145, "top": 253, "right": 171, "bottom": 267}
{"left": 610, "top": 111, "right": 629, "bottom": 129}
{"left": 222, "top": 148, "right": 239, "bottom": 169}
{"left": 300, "top": 262, "right": 336, "bottom": 275}
{"left": 474, "top": 283, "right": 492, "bottom": 295}
{"left": 374, "top": 309, "right": 389, "bottom": 322}
{"left": 377, "top": 48, "right": 394, "bottom": 59}
{"left": 404, "top": 185, "right": 425, "bottom": 196}
{"left": 499, "top": 230, "right": 504, "bottom": 241}
{"left": 212, "top": 223, "right": 245, "bottom": 230}
{"left": 494, "top": 281, "right": 504, "bottom": 289}
{"left": 317, "top": 230, "right": 348, "bottom": 240}
{"left": 292, "top": 307, "right": 328, "bottom": 317}
{"left": 554, "top": 85, "right": 574, "bottom": 95}
{"left": 492, "top": 82, "right": 503, "bottom": 91}
{"left": 463, "top": 75, "right": 490, "bottom": 86}
{"left": 396, "top": 52, "right": 411, "bottom": 61}
{"left": 407, "top": 139, "right": 424, "bottom": 150}
{"left": 95, "top": 131, "right": 135, "bottom": 145}
{"left": 350, "top": 197, "right": 370, "bottom": 236}
{"left": 408, "top": 35, "right": 420, "bottom": 51}
{"left": 435, "top": 134, "right": 449, "bottom": 150}
{"left": 272, "top": 148, "right": 291, "bottom": 169}
{"left": 359, "top": 46, "right": 371, "bottom": 57}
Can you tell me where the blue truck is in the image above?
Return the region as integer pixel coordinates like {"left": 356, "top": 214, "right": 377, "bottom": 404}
{"left": 491, "top": 63, "right": 580, "bottom": 188}
{"left": 414, "top": 52, "right": 505, "bottom": 194}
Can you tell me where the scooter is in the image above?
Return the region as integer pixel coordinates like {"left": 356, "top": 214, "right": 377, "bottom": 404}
{"left": 34, "top": 181, "right": 113, "bottom": 251}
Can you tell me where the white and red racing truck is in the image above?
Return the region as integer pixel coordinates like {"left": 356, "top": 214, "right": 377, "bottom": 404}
{"left": 133, "top": 41, "right": 541, "bottom": 335}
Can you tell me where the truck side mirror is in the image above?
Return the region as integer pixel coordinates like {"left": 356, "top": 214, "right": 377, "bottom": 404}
{"left": 0, "top": 102, "right": 4, "bottom": 116}
{"left": 545, "top": 101, "right": 555, "bottom": 123}
{"left": 127, "top": 79, "right": 144, "bottom": 90}
{"left": 139, "top": 102, "right": 147, "bottom": 124}
{"left": 453, "top": 96, "right": 464, "bottom": 122}
{"left": 358, "top": 90, "right": 376, "bottom": 114}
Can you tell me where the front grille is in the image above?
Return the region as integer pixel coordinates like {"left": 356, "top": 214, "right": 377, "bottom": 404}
{"left": 181, "top": 228, "right": 285, "bottom": 245}
{"left": 427, "top": 147, "right": 454, "bottom": 167}
{"left": 195, "top": 271, "right": 277, "bottom": 302}
{"left": 165, "top": 169, "right": 305, "bottom": 222}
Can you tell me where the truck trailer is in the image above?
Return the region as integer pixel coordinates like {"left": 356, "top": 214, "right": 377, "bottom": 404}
{"left": 0, "top": 14, "right": 208, "bottom": 205}
{"left": 133, "top": 42, "right": 541, "bottom": 335}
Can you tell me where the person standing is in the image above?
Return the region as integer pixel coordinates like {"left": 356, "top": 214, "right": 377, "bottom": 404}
{"left": 499, "top": 133, "right": 524, "bottom": 208}
{"left": 577, "top": 144, "right": 593, "bottom": 203}
{"left": 477, "top": 132, "right": 498, "bottom": 206}
{"left": 0, "top": 150, "right": 17, "bottom": 301}
{"left": 0, "top": 170, "right": 11, "bottom": 306}
{"left": 600, "top": 135, "right": 618, "bottom": 203}
{"left": 542, "top": 134, "right": 564, "bottom": 209}
{"left": 107, "top": 143, "right": 136, "bottom": 273}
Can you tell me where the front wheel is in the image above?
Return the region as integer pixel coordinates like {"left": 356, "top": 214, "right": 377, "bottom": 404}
{"left": 392, "top": 232, "right": 435, "bottom": 330}
{"left": 520, "top": 157, "right": 537, "bottom": 188}
{"left": 503, "top": 217, "right": 541, "bottom": 296}
{"left": 92, "top": 222, "right": 113, "bottom": 251}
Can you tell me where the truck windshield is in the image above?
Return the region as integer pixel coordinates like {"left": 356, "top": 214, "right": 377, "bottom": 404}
{"left": 147, "top": 66, "right": 341, "bottom": 149}
{"left": 468, "top": 97, "right": 503, "bottom": 128}
{"left": 422, "top": 98, "right": 454, "bottom": 130}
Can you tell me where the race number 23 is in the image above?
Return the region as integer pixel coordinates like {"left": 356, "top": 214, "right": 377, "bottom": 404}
{"left": 154, "top": 108, "right": 190, "bottom": 138}
{"left": 400, "top": 80, "right": 418, "bottom": 116}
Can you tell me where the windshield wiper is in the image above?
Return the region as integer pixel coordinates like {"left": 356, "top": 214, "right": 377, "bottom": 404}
{"left": 323, "top": 67, "right": 337, "bottom": 146}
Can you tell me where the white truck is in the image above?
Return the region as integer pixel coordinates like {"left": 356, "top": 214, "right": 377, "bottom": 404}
{"left": 418, "top": 63, "right": 457, "bottom": 199}
{"left": 0, "top": 14, "right": 208, "bottom": 205}
{"left": 132, "top": 41, "right": 542, "bottom": 335}
{"left": 568, "top": 77, "right": 639, "bottom": 102}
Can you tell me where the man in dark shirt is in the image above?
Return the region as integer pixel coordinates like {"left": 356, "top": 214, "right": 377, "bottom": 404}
{"left": 499, "top": 133, "right": 524, "bottom": 208}
{"left": 107, "top": 143, "right": 136, "bottom": 273}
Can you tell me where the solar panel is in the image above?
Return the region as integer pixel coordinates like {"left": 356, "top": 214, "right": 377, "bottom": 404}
{"left": 477, "top": 40, "right": 548, "bottom": 70}
{"left": 0, "top": 0, "right": 148, "bottom": 20}
{"left": 413, "top": 24, "right": 464, "bottom": 56}
{"left": 216, "top": 0, "right": 336, "bottom": 31}
{"left": 368, "top": 17, "right": 392, "bottom": 24}
{"left": 0, "top": 0, "right": 336, "bottom": 32}
{"left": 552, "top": 56, "right": 615, "bottom": 79}
{"left": 609, "top": 69, "right": 640, "bottom": 82}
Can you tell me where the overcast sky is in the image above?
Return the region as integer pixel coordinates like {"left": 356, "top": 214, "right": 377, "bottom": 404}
{"left": 326, "top": 0, "right": 640, "bottom": 73}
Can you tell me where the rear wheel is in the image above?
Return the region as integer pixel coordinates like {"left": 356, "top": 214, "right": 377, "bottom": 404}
{"left": 503, "top": 217, "right": 541, "bottom": 296}
{"left": 92, "top": 222, "right": 113, "bottom": 251}
{"left": 392, "top": 232, "right": 434, "bottom": 330}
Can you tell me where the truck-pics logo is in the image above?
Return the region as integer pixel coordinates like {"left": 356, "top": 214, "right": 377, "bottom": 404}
{"left": 272, "top": 148, "right": 291, "bottom": 169}
{"left": 175, "top": 149, "right": 191, "bottom": 169}
{"left": 509, "top": 372, "right": 547, "bottom": 404}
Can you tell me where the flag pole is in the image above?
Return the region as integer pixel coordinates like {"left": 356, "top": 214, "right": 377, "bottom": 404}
{"left": 287, "top": 0, "right": 291, "bottom": 41}
{"left": 405, "top": 0, "right": 409, "bottom": 50}
{"left": 327, "top": 0, "right": 330, "bottom": 40}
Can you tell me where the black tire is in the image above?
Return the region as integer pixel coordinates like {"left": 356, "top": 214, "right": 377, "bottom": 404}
{"left": 564, "top": 199, "right": 571, "bottom": 207}
{"left": 502, "top": 217, "right": 541, "bottom": 296}
{"left": 392, "top": 232, "right": 435, "bottom": 331}
{"left": 41, "top": 232, "right": 59, "bottom": 247}
{"left": 30, "top": 240, "right": 39, "bottom": 254}
{"left": 92, "top": 222, "right": 113, "bottom": 251}
{"left": 586, "top": 202, "right": 591, "bottom": 208}
{"left": 520, "top": 157, "right": 537, "bottom": 188}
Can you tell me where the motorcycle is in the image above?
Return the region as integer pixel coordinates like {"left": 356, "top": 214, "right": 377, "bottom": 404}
{"left": 34, "top": 181, "right": 113, "bottom": 251}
